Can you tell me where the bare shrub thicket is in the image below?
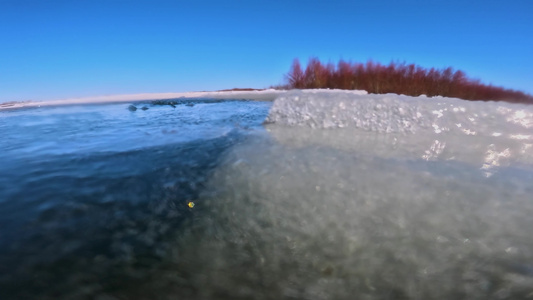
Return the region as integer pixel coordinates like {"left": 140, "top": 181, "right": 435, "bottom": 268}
{"left": 284, "top": 58, "right": 533, "bottom": 103}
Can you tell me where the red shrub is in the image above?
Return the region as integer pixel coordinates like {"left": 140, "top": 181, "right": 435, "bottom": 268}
{"left": 283, "top": 58, "right": 533, "bottom": 104}
{"left": 285, "top": 59, "right": 305, "bottom": 89}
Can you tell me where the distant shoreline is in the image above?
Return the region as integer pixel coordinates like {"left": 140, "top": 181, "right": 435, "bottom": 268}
{"left": 0, "top": 89, "right": 285, "bottom": 111}
{"left": 4, "top": 87, "right": 532, "bottom": 112}
{"left": 0, "top": 88, "right": 374, "bottom": 111}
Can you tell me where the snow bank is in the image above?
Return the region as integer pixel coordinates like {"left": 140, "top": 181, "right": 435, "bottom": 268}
{"left": 265, "top": 90, "right": 533, "bottom": 172}
{"left": 267, "top": 90, "right": 533, "bottom": 134}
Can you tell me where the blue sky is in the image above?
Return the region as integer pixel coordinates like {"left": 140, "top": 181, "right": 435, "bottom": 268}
{"left": 0, "top": 0, "right": 531, "bottom": 101}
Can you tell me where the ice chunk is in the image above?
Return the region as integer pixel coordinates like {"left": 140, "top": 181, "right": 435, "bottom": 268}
{"left": 265, "top": 90, "right": 533, "bottom": 169}
{"left": 266, "top": 90, "right": 533, "bottom": 136}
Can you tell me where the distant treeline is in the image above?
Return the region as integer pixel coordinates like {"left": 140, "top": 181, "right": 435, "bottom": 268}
{"left": 282, "top": 58, "right": 533, "bottom": 103}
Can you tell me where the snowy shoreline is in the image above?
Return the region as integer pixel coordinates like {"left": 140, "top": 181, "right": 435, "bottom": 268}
{"left": 0, "top": 89, "right": 370, "bottom": 111}
{"left": 0, "top": 89, "right": 284, "bottom": 111}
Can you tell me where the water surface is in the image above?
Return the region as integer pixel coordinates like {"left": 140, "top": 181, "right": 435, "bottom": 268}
{"left": 1, "top": 93, "right": 533, "bottom": 299}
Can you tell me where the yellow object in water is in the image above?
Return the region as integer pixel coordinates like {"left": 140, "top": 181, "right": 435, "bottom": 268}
{"left": 188, "top": 201, "right": 195, "bottom": 208}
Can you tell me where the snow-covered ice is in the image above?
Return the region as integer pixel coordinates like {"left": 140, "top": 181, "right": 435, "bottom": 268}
{"left": 266, "top": 90, "right": 533, "bottom": 172}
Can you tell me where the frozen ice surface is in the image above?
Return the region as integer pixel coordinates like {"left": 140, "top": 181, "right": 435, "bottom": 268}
{"left": 165, "top": 91, "right": 533, "bottom": 299}
{"left": 173, "top": 132, "right": 533, "bottom": 300}
{"left": 266, "top": 90, "right": 533, "bottom": 171}
{"left": 267, "top": 90, "right": 533, "bottom": 134}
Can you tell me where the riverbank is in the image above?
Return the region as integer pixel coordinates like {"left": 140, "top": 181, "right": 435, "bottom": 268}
{"left": 0, "top": 89, "right": 282, "bottom": 111}
{"left": 0, "top": 89, "right": 371, "bottom": 111}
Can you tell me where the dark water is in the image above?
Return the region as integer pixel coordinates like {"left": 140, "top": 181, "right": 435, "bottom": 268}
{"left": 0, "top": 100, "right": 271, "bottom": 299}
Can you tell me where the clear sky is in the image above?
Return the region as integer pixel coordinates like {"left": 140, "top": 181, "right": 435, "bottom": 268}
{"left": 1, "top": 0, "right": 532, "bottom": 101}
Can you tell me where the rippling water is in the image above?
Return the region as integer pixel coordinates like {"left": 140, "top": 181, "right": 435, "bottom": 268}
{"left": 1, "top": 93, "right": 533, "bottom": 299}
{"left": 0, "top": 99, "right": 271, "bottom": 299}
